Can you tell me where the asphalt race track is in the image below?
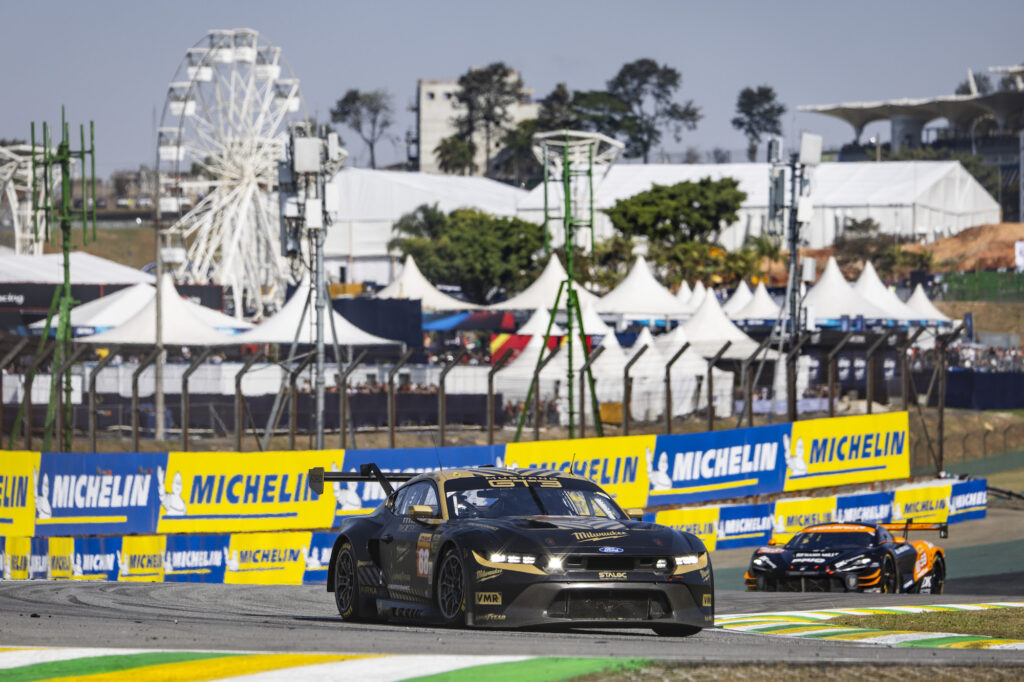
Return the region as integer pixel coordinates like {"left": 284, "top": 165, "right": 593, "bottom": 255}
{"left": 1, "top": 582, "right": 1021, "bottom": 665}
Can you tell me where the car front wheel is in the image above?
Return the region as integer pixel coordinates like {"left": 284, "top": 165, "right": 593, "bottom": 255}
{"left": 881, "top": 557, "right": 898, "bottom": 594}
{"left": 436, "top": 548, "right": 467, "bottom": 626}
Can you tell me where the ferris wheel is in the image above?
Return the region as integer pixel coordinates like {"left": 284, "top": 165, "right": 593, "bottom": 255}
{"left": 0, "top": 144, "right": 55, "bottom": 255}
{"left": 157, "top": 28, "right": 307, "bottom": 318}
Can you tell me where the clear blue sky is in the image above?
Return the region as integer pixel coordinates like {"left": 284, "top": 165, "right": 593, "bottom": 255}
{"left": 3, "top": 0, "right": 1021, "bottom": 175}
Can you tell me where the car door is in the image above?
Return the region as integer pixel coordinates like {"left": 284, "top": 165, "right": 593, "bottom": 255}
{"left": 384, "top": 481, "right": 440, "bottom": 599}
{"left": 380, "top": 485, "right": 414, "bottom": 595}
{"left": 878, "top": 527, "right": 916, "bottom": 580}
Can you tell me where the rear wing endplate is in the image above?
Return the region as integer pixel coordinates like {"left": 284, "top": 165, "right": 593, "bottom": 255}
{"left": 308, "top": 463, "right": 416, "bottom": 497}
{"left": 880, "top": 519, "right": 949, "bottom": 539}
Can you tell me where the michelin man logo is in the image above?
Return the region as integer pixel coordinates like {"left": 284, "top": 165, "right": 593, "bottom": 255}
{"left": 773, "top": 514, "right": 787, "bottom": 534}
{"left": 157, "top": 467, "right": 187, "bottom": 516}
{"left": 34, "top": 469, "right": 52, "bottom": 519}
{"left": 783, "top": 434, "right": 807, "bottom": 477}
{"left": 646, "top": 448, "right": 672, "bottom": 491}
{"left": 331, "top": 463, "right": 362, "bottom": 511}
{"left": 223, "top": 547, "right": 239, "bottom": 572}
{"left": 891, "top": 500, "right": 903, "bottom": 521}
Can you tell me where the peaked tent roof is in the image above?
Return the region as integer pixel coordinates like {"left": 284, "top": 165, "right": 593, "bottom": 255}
{"left": 0, "top": 252, "right": 155, "bottom": 285}
{"left": 496, "top": 334, "right": 549, "bottom": 380}
{"left": 235, "top": 280, "right": 399, "bottom": 345}
{"left": 688, "top": 281, "right": 707, "bottom": 309}
{"left": 804, "top": 257, "right": 889, "bottom": 321}
{"left": 722, "top": 281, "right": 753, "bottom": 317}
{"left": 731, "top": 282, "right": 781, "bottom": 322}
{"left": 30, "top": 282, "right": 252, "bottom": 336}
{"left": 627, "top": 327, "right": 669, "bottom": 379}
{"left": 906, "top": 284, "right": 952, "bottom": 323}
{"left": 78, "top": 275, "right": 233, "bottom": 346}
{"left": 675, "top": 280, "right": 692, "bottom": 304}
{"left": 578, "top": 305, "right": 612, "bottom": 336}
{"left": 680, "top": 292, "right": 766, "bottom": 359}
{"left": 489, "top": 256, "right": 599, "bottom": 311}
{"left": 517, "top": 308, "right": 566, "bottom": 336}
{"left": 852, "top": 261, "right": 921, "bottom": 321}
{"left": 652, "top": 325, "right": 718, "bottom": 376}
{"left": 376, "top": 255, "right": 482, "bottom": 311}
{"left": 595, "top": 256, "right": 691, "bottom": 318}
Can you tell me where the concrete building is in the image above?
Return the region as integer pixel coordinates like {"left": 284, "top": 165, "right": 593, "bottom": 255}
{"left": 415, "top": 71, "right": 539, "bottom": 176}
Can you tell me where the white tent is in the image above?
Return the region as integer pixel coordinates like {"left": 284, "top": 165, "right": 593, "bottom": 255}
{"left": 595, "top": 256, "right": 691, "bottom": 318}
{"left": 234, "top": 283, "right": 398, "bottom": 346}
{"left": 732, "top": 282, "right": 781, "bottom": 323}
{"left": 852, "top": 261, "right": 921, "bottom": 322}
{"left": 494, "top": 334, "right": 553, "bottom": 404}
{"left": 31, "top": 283, "right": 253, "bottom": 336}
{"left": 0, "top": 252, "right": 154, "bottom": 284}
{"left": 680, "top": 293, "right": 764, "bottom": 360}
{"left": 675, "top": 280, "right": 692, "bottom": 305}
{"left": 517, "top": 308, "right": 565, "bottom": 336}
{"left": 376, "top": 255, "right": 481, "bottom": 311}
{"left": 906, "top": 284, "right": 952, "bottom": 323}
{"left": 721, "top": 281, "right": 753, "bottom": 317}
{"left": 577, "top": 305, "right": 613, "bottom": 336}
{"left": 540, "top": 331, "right": 628, "bottom": 427}
{"left": 651, "top": 325, "right": 733, "bottom": 418}
{"left": 804, "top": 257, "right": 889, "bottom": 323}
{"left": 626, "top": 327, "right": 668, "bottom": 421}
{"left": 78, "top": 275, "right": 234, "bottom": 346}
{"left": 688, "top": 281, "right": 707, "bottom": 309}
{"left": 324, "top": 168, "right": 527, "bottom": 284}
{"left": 516, "top": 161, "right": 999, "bottom": 250}
{"left": 489, "top": 256, "right": 599, "bottom": 311}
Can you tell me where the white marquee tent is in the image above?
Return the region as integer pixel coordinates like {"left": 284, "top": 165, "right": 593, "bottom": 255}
{"left": 675, "top": 281, "right": 692, "bottom": 305}
{"left": 650, "top": 325, "right": 733, "bottom": 418}
{"left": 721, "top": 281, "right": 753, "bottom": 317}
{"left": 731, "top": 282, "right": 781, "bottom": 324}
{"left": 0, "top": 252, "right": 154, "bottom": 284}
{"left": 852, "top": 261, "right": 921, "bottom": 323}
{"left": 595, "top": 256, "right": 691, "bottom": 319}
{"left": 516, "top": 161, "right": 998, "bottom": 250}
{"left": 376, "top": 255, "right": 481, "bottom": 311}
{"left": 688, "top": 281, "right": 707, "bottom": 309}
{"left": 517, "top": 307, "right": 566, "bottom": 336}
{"left": 906, "top": 284, "right": 952, "bottom": 323}
{"left": 680, "top": 292, "right": 765, "bottom": 360}
{"left": 804, "top": 257, "right": 889, "bottom": 324}
{"left": 489, "top": 256, "right": 600, "bottom": 311}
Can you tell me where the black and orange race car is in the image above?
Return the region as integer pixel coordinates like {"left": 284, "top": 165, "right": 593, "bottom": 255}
{"left": 308, "top": 464, "right": 714, "bottom": 635}
{"left": 744, "top": 521, "right": 946, "bottom": 593}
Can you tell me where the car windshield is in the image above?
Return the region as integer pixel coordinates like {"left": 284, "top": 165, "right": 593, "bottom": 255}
{"left": 785, "top": 531, "right": 873, "bottom": 551}
{"left": 444, "top": 476, "right": 626, "bottom": 520}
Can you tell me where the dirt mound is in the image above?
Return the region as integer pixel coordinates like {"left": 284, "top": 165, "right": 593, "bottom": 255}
{"left": 904, "top": 223, "right": 1024, "bottom": 271}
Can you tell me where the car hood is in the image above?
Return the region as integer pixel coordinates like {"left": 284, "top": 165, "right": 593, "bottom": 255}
{"left": 757, "top": 547, "right": 870, "bottom": 571}
{"left": 454, "top": 515, "right": 695, "bottom": 553}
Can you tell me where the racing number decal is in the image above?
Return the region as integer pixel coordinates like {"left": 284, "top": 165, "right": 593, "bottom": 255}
{"left": 416, "top": 533, "right": 432, "bottom": 578}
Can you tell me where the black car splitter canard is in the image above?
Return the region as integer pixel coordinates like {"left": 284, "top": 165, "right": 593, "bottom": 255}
{"left": 745, "top": 520, "right": 947, "bottom": 594}
{"left": 307, "top": 464, "right": 713, "bottom": 635}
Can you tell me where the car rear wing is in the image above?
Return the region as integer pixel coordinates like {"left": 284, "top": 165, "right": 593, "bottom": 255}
{"left": 880, "top": 519, "right": 949, "bottom": 540}
{"left": 308, "top": 463, "right": 416, "bottom": 497}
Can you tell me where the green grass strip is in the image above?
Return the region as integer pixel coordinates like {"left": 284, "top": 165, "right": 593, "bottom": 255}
{"left": 898, "top": 635, "right": 996, "bottom": 648}
{"left": 3, "top": 651, "right": 234, "bottom": 682}
{"left": 407, "top": 657, "right": 650, "bottom": 682}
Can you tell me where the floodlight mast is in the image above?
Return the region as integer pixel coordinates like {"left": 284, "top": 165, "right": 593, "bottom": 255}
{"left": 514, "top": 130, "right": 621, "bottom": 441}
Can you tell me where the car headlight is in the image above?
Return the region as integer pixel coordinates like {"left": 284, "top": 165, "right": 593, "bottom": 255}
{"left": 489, "top": 553, "right": 535, "bottom": 565}
{"left": 834, "top": 555, "right": 871, "bottom": 571}
{"left": 752, "top": 555, "right": 774, "bottom": 570}
{"left": 675, "top": 554, "right": 699, "bottom": 566}
{"left": 546, "top": 556, "right": 563, "bottom": 571}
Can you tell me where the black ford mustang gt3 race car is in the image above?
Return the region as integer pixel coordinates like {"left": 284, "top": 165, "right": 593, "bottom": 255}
{"left": 308, "top": 464, "right": 713, "bottom": 635}
{"left": 744, "top": 521, "right": 947, "bottom": 594}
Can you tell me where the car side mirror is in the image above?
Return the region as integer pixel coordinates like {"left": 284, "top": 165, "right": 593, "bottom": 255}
{"left": 408, "top": 505, "right": 436, "bottom": 520}
{"left": 767, "top": 537, "right": 777, "bottom": 546}
{"left": 893, "top": 536, "right": 906, "bottom": 544}
{"left": 625, "top": 507, "right": 644, "bottom": 520}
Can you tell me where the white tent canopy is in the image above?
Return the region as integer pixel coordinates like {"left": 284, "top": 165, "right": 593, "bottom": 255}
{"left": 324, "top": 168, "right": 527, "bottom": 284}
{"left": 906, "top": 284, "right": 952, "bottom": 323}
{"left": 688, "top": 281, "right": 707, "bottom": 309}
{"left": 804, "top": 257, "right": 889, "bottom": 323}
{"left": 721, "top": 281, "right": 753, "bottom": 317}
{"left": 516, "top": 161, "right": 999, "bottom": 250}
{"left": 489, "top": 256, "right": 600, "bottom": 311}
{"left": 0, "top": 252, "right": 154, "bottom": 284}
{"left": 78, "top": 275, "right": 233, "bottom": 346}
{"left": 517, "top": 307, "right": 566, "bottom": 336}
{"left": 235, "top": 281, "right": 399, "bottom": 346}
{"left": 675, "top": 280, "right": 692, "bottom": 305}
{"left": 732, "top": 282, "right": 781, "bottom": 323}
{"left": 30, "top": 283, "right": 253, "bottom": 336}
{"left": 680, "top": 293, "right": 764, "bottom": 360}
{"left": 376, "top": 255, "right": 481, "bottom": 311}
{"left": 595, "top": 256, "right": 691, "bottom": 318}
{"left": 650, "top": 325, "right": 733, "bottom": 418}
{"left": 852, "top": 261, "right": 921, "bottom": 322}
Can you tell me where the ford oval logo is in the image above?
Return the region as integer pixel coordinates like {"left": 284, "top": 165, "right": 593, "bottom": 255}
{"left": 598, "top": 546, "right": 623, "bottom": 553}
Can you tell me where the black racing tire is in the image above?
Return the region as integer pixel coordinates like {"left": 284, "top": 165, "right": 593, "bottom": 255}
{"left": 436, "top": 548, "right": 467, "bottom": 627}
{"left": 333, "top": 542, "right": 366, "bottom": 621}
{"left": 881, "top": 556, "right": 898, "bottom": 594}
{"left": 928, "top": 556, "right": 946, "bottom": 595}
{"left": 653, "top": 624, "right": 702, "bottom": 637}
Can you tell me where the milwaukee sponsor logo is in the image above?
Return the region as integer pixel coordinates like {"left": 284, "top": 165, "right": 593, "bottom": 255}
{"left": 719, "top": 516, "right": 772, "bottom": 536}
{"left": 166, "top": 550, "right": 222, "bottom": 570}
{"left": 51, "top": 474, "right": 151, "bottom": 509}
{"left": 808, "top": 430, "right": 905, "bottom": 464}
{"left": 237, "top": 548, "right": 303, "bottom": 564}
{"left": 189, "top": 473, "right": 315, "bottom": 505}
{"left": 0, "top": 475, "right": 29, "bottom": 508}
{"left": 670, "top": 442, "right": 778, "bottom": 482}
{"left": 838, "top": 504, "right": 890, "bottom": 522}
{"left": 77, "top": 553, "right": 116, "bottom": 572}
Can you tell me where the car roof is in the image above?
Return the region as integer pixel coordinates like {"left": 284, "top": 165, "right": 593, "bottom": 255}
{"left": 800, "top": 523, "right": 878, "bottom": 533}
{"left": 406, "top": 467, "right": 589, "bottom": 486}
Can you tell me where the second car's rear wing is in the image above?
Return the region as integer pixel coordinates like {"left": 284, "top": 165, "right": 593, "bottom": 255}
{"left": 881, "top": 519, "right": 949, "bottom": 540}
{"left": 308, "top": 463, "right": 416, "bottom": 497}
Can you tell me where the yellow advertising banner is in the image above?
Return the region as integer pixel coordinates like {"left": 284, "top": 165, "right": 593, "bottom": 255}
{"left": 654, "top": 506, "right": 720, "bottom": 551}
{"left": 0, "top": 451, "right": 41, "bottom": 537}
{"left": 222, "top": 531, "right": 312, "bottom": 585}
{"left": 5, "top": 536, "right": 31, "bottom": 579}
{"left": 157, "top": 451, "right": 340, "bottom": 534}
{"left": 504, "top": 435, "right": 653, "bottom": 509}
{"left": 784, "top": 412, "right": 909, "bottom": 491}
{"left": 118, "top": 535, "right": 167, "bottom": 582}
{"left": 48, "top": 537, "right": 74, "bottom": 580}
{"left": 892, "top": 482, "right": 953, "bottom": 524}
{"left": 771, "top": 496, "right": 838, "bottom": 541}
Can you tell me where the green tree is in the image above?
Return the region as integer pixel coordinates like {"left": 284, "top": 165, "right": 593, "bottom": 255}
{"left": 832, "top": 217, "right": 931, "bottom": 278}
{"left": 536, "top": 83, "right": 579, "bottom": 131}
{"left": 604, "top": 177, "right": 746, "bottom": 246}
{"left": 389, "top": 205, "right": 545, "bottom": 304}
{"left": 330, "top": 89, "right": 393, "bottom": 169}
{"left": 494, "top": 119, "right": 540, "bottom": 187}
{"left": 452, "top": 63, "right": 523, "bottom": 177}
{"left": 955, "top": 73, "right": 992, "bottom": 95}
{"left": 434, "top": 135, "right": 477, "bottom": 175}
{"left": 731, "top": 85, "right": 786, "bottom": 161}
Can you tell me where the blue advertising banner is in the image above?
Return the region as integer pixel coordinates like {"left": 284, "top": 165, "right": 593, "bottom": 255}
{"left": 303, "top": 532, "right": 335, "bottom": 585}
{"left": 72, "top": 537, "right": 122, "bottom": 581}
{"left": 715, "top": 503, "right": 774, "bottom": 550}
{"left": 35, "top": 452, "right": 167, "bottom": 537}
{"left": 835, "top": 490, "right": 894, "bottom": 524}
{"left": 163, "top": 534, "right": 231, "bottom": 583}
{"left": 647, "top": 424, "right": 790, "bottom": 506}
{"left": 949, "top": 479, "right": 987, "bottom": 523}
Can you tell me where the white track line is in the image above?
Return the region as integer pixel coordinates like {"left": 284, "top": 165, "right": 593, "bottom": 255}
{"left": 0, "top": 647, "right": 144, "bottom": 669}
{"left": 221, "top": 655, "right": 532, "bottom": 682}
